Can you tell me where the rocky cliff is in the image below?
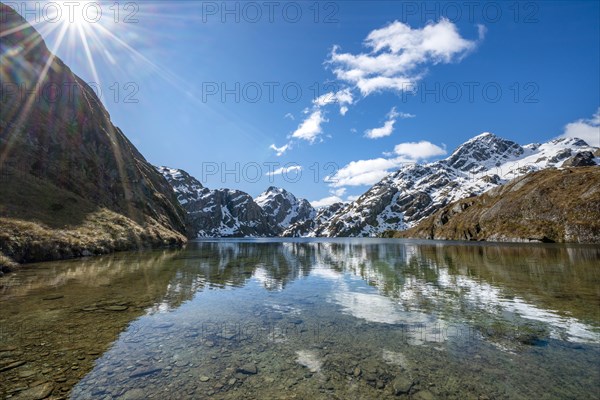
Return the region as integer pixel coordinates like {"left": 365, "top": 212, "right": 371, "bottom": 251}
{"left": 282, "top": 202, "right": 344, "bottom": 237}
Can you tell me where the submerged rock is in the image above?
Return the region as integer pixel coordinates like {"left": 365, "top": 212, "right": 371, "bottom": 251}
{"left": 104, "top": 305, "right": 129, "bottom": 311}
{"left": 18, "top": 369, "right": 36, "bottom": 378}
{"left": 392, "top": 376, "right": 414, "bottom": 395}
{"left": 414, "top": 389, "right": 436, "bottom": 400}
{"left": 129, "top": 367, "right": 161, "bottom": 378}
{"left": 237, "top": 364, "right": 258, "bottom": 375}
{"left": 121, "top": 388, "right": 147, "bottom": 400}
{"left": 15, "top": 382, "right": 53, "bottom": 400}
{"left": 0, "top": 360, "right": 26, "bottom": 372}
{"left": 42, "top": 294, "right": 64, "bottom": 300}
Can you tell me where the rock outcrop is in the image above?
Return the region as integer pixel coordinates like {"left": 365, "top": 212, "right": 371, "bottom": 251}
{"left": 255, "top": 186, "right": 316, "bottom": 230}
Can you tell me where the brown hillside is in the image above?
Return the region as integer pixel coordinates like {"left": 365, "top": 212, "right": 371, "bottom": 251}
{"left": 0, "top": 3, "right": 188, "bottom": 269}
{"left": 385, "top": 167, "right": 600, "bottom": 243}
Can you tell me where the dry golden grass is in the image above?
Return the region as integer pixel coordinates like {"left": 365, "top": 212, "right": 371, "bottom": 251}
{"left": 0, "top": 163, "right": 187, "bottom": 270}
{"left": 0, "top": 208, "right": 186, "bottom": 270}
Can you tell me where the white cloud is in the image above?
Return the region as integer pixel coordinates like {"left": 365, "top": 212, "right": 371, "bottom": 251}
{"left": 325, "top": 157, "right": 410, "bottom": 187}
{"left": 277, "top": 90, "right": 347, "bottom": 153}
{"left": 393, "top": 141, "right": 447, "bottom": 159}
{"left": 276, "top": 19, "right": 480, "bottom": 154}
{"left": 397, "top": 112, "right": 415, "bottom": 119}
{"left": 328, "top": 19, "right": 485, "bottom": 96}
{"left": 284, "top": 113, "right": 295, "bottom": 120}
{"left": 311, "top": 195, "right": 344, "bottom": 208}
{"left": 559, "top": 107, "right": 600, "bottom": 147}
{"left": 326, "top": 140, "right": 446, "bottom": 187}
{"left": 313, "top": 88, "right": 354, "bottom": 107}
{"left": 331, "top": 187, "right": 347, "bottom": 197}
{"left": 335, "top": 88, "right": 354, "bottom": 105}
{"left": 365, "top": 119, "right": 396, "bottom": 139}
{"left": 364, "top": 107, "right": 415, "bottom": 139}
{"left": 266, "top": 165, "right": 302, "bottom": 176}
{"left": 269, "top": 143, "right": 290, "bottom": 156}
{"left": 291, "top": 110, "right": 328, "bottom": 143}
{"left": 313, "top": 88, "right": 354, "bottom": 115}
{"left": 311, "top": 188, "right": 348, "bottom": 207}
{"left": 346, "top": 195, "right": 360, "bottom": 202}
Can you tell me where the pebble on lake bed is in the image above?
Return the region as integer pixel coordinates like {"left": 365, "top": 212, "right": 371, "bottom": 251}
{"left": 15, "top": 382, "right": 54, "bottom": 400}
{"left": 413, "top": 389, "right": 437, "bottom": 400}
{"left": 42, "top": 294, "right": 64, "bottom": 300}
{"left": 0, "top": 360, "right": 26, "bottom": 372}
{"left": 236, "top": 364, "right": 258, "bottom": 375}
{"left": 104, "top": 305, "right": 129, "bottom": 311}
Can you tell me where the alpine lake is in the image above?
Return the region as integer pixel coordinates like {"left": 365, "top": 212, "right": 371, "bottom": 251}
{"left": 1, "top": 239, "right": 598, "bottom": 400}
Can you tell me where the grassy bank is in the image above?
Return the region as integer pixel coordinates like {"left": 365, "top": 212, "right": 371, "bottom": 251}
{"left": 0, "top": 208, "right": 186, "bottom": 272}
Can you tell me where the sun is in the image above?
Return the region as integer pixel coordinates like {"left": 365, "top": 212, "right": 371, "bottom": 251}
{"left": 55, "top": 1, "right": 101, "bottom": 29}
{"left": 2, "top": 1, "right": 178, "bottom": 103}
{"left": 68, "top": 3, "right": 91, "bottom": 28}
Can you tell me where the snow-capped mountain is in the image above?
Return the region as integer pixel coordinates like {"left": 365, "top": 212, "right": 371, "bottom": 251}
{"left": 255, "top": 186, "right": 316, "bottom": 229}
{"left": 157, "top": 167, "right": 315, "bottom": 237}
{"left": 157, "top": 166, "right": 272, "bottom": 237}
{"left": 394, "top": 166, "right": 600, "bottom": 243}
{"left": 156, "top": 167, "right": 204, "bottom": 206}
{"left": 282, "top": 202, "right": 345, "bottom": 237}
{"left": 286, "top": 133, "right": 599, "bottom": 237}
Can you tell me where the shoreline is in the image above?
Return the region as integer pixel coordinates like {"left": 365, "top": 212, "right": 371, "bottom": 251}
{"left": 4, "top": 234, "right": 598, "bottom": 274}
{"left": 0, "top": 209, "right": 188, "bottom": 273}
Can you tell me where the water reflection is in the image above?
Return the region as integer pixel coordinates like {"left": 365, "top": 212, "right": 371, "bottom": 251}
{"left": 171, "top": 240, "right": 599, "bottom": 342}
{"left": 0, "top": 239, "right": 598, "bottom": 399}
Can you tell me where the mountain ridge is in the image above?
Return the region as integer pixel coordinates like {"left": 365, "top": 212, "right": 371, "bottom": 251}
{"left": 156, "top": 134, "right": 598, "bottom": 240}
{"left": 284, "top": 134, "right": 599, "bottom": 237}
{"left": 157, "top": 166, "right": 316, "bottom": 237}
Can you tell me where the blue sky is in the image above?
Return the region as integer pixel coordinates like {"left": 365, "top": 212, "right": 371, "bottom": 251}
{"left": 16, "top": 0, "right": 600, "bottom": 205}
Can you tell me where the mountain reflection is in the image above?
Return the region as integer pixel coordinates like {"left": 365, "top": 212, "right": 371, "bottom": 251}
{"left": 7, "top": 239, "right": 593, "bottom": 330}
{"left": 0, "top": 249, "right": 187, "bottom": 398}
{"left": 176, "top": 241, "right": 599, "bottom": 320}
{"left": 159, "top": 240, "right": 599, "bottom": 343}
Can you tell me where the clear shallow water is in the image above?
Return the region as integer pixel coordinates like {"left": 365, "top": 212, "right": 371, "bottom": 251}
{"left": 0, "top": 239, "right": 599, "bottom": 399}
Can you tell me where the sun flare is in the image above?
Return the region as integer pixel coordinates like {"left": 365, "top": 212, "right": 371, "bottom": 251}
{"left": 37, "top": 1, "right": 101, "bottom": 33}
